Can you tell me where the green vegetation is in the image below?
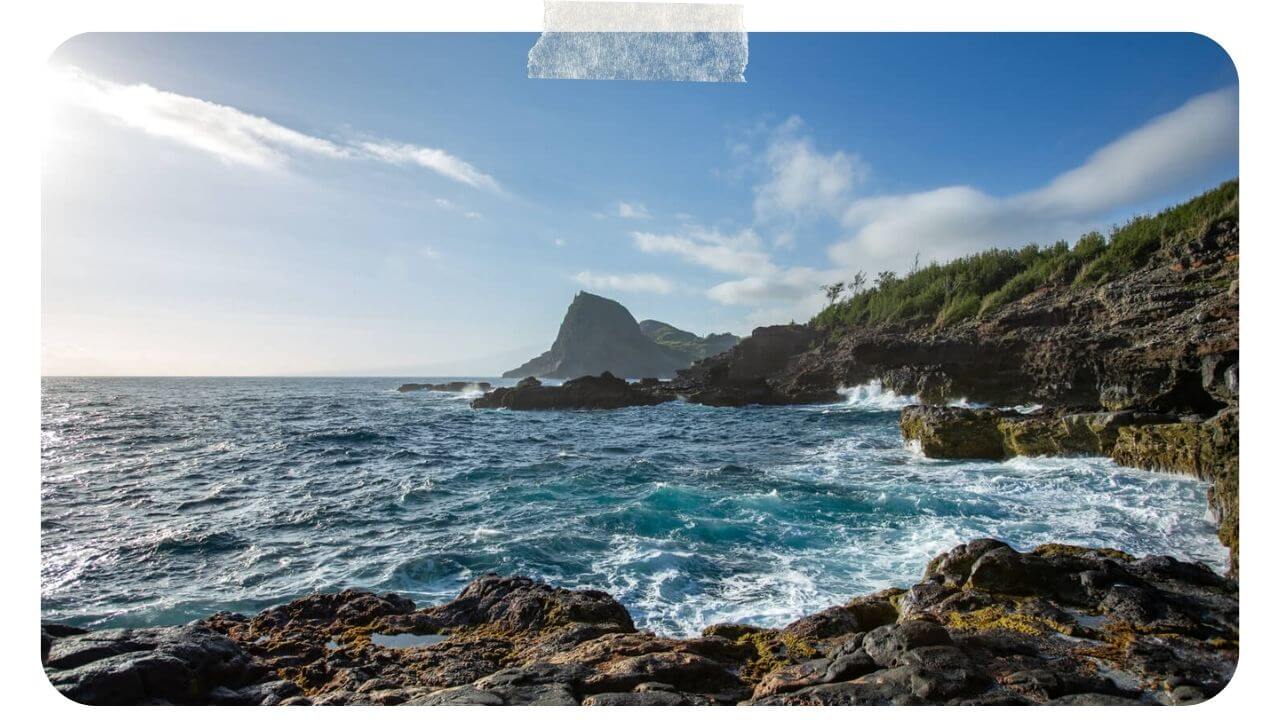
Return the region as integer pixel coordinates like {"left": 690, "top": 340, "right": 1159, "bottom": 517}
{"left": 813, "top": 179, "right": 1238, "bottom": 331}
{"left": 638, "top": 319, "right": 739, "bottom": 363}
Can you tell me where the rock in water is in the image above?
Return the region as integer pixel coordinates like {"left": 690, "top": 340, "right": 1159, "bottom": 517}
{"left": 398, "top": 381, "right": 493, "bottom": 393}
{"left": 503, "top": 292, "right": 723, "bottom": 380}
{"left": 472, "top": 372, "right": 670, "bottom": 410}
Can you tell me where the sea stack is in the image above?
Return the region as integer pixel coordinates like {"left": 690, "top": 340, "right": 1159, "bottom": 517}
{"left": 503, "top": 291, "right": 734, "bottom": 379}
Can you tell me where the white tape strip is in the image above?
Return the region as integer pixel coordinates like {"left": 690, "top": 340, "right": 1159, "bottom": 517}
{"left": 543, "top": 1, "right": 743, "bottom": 32}
{"left": 528, "top": 1, "right": 748, "bottom": 82}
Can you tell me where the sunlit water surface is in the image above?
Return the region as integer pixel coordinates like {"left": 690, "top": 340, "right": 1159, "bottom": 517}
{"left": 41, "top": 377, "right": 1227, "bottom": 636}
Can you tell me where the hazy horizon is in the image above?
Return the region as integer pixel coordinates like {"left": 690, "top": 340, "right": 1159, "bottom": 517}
{"left": 43, "top": 33, "right": 1238, "bottom": 376}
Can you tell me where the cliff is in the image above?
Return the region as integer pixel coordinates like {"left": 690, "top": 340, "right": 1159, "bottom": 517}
{"left": 503, "top": 292, "right": 730, "bottom": 379}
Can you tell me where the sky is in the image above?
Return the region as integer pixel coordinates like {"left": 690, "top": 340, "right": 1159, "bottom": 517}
{"left": 42, "top": 33, "right": 1239, "bottom": 376}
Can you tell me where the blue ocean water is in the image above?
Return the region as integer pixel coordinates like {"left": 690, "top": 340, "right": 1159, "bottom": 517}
{"left": 41, "top": 377, "right": 1228, "bottom": 636}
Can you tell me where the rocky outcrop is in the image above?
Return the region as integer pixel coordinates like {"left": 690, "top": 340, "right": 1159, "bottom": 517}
{"left": 470, "top": 373, "right": 671, "bottom": 411}
{"left": 504, "top": 292, "right": 726, "bottom": 380}
{"left": 900, "top": 405, "right": 1239, "bottom": 573}
{"left": 398, "top": 381, "right": 493, "bottom": 393}
{"left": 662, "top": 198, "right": 1237, "bottom": 416}
{"left": 46, "top": 541, "right": 1237, "bottom": 705}
{"left": 42, "top": 624, "right": 286, "bottom": 705}
{"left": 787, "top": 215, "right": 1238, "bottom": 413}
{"left": 667, "top": 324, "right": 840, "bottom": 406}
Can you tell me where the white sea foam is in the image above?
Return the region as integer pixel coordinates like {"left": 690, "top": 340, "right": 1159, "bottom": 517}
{"left": 837, "top": 380, "right": 918, "bottom": 410}
{"left": 42, "top": 377, "right": 1230, "bottom": 637}
{"left": 836, "top": 380, "right": 986, "bottom": 410}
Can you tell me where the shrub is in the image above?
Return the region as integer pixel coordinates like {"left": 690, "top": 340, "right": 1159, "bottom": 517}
{"left": 813, "top": 179, "right": 1237, "bottom": 331}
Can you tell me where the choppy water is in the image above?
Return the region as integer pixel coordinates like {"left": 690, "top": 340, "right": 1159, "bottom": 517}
{"left": 41, "top": 377, "right": 1228, "bottom": 636}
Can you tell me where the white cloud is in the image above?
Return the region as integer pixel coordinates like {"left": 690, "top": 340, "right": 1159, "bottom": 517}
{"left": 573, "top": 271, "right": 673, "bottom": 294}
{"left": 464, "top": 211, "right": 484, "bottom": 220}
{"left": 359, "top": 141, "right": 500, "bottom": 192}
{"left": 677, "top": 88, "right": 1237, "bottom": 327}
{"left": 50, "top": 67, "right": 501, "bottom": 191}
{"left": 754, "top": 116, "right": 867, "bottom": 224}
{"left": 706, "top": 266, "right": 839, "bottom": 306}
{"left": 49, "top": 66, "right": 349, "bottom": 169}
{"left": 632, "top": 227, "right": 775, "bottom": 276}
{"left": 553, "top": 237, "right": 567, "bottom": 247}
{"left": 829, "top": 87, "right": 1239, "bottom": 271}
{"left": 615, "top": 201, "right": 650, "bottom": 219}
{"left": 1020, "top": 86, "right": 1239, "bottom": 215}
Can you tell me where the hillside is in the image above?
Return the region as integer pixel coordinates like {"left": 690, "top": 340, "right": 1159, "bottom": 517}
{"left": 638, "top": 320, "right": 739, "bottom": 366}
{"left": 503, "top": 292, "right": 734, "bottom": 379}
{"left": 814, "top": 179, "right": 1239, "bottom": 332}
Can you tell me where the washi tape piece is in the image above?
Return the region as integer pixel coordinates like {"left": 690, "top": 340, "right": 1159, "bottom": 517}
{"left": 528, "top": 1, "right": 747, "bottom": 83}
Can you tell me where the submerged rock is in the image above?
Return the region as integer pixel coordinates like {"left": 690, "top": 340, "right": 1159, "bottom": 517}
{"left": 45, "top": 541, "right": 1237, "bottom": 706}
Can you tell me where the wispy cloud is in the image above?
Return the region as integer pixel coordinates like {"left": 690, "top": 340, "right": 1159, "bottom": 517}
{"left": 360, "top": 141, "right": 500, "bottom": 192}
{"left": 632, "top": 227, "right": 775, "bottom": 276}
{"left": 434, "top": 197, "right": 485, "bottom": 219}
{"left": 573, "top": 271, "right": 673, "bottom": 294}
{"left": 615, "top": 201, "right": 650, "bottom": 220}
{"left": 50, "top": 67, "right": 501, "bottom": 191}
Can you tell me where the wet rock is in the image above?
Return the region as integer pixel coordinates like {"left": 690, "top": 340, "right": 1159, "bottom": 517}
{"left": 668, "top": 324, "right": 839, "bottom": 406}
{"left": 44, "top": 538, "right": 1236, "bottom": 706}
{"left": 44, "top": 624, "right": 264, "bottom": 705}
{"left": 398, "top": 381, "right": 492, "bottom": 393}
{"left": 471, "top": 372, "right": 669, "bottom": 410}
{"left": 900, "top": 404, "right": 1238, "bottom": 575}
{"left": 900, "top": 406, "right": 1010, "bottom": 459}
{"left": 1049, "top": 693, "right": 1147, "bottom": 706}
{"left": 582, "top": 689, "right": 713, "bottom": 706}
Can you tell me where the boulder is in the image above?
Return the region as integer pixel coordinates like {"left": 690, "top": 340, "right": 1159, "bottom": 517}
{"left": 43, "top": 624, "right": 265, "bottom": 705}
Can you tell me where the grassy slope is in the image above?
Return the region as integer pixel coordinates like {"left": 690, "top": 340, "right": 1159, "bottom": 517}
{"left": 813, "top": 180, "right": 1239, "bottom": 333}
{"left": 640, "top": 320, "right": 739, "bottom": 362}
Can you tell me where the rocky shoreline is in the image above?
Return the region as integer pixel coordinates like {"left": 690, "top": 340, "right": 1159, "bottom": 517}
{"left": 467, "top": 191, "right": 1239, "bottom": 573}
{"left": 901, "top": 404, "right": 1239, "bottom": 573}
{"left": 44, "top": 539, "right": 1237, "bottom": 706}
{"left": 44, "top": 186, "right": 1239, "bottom": 705}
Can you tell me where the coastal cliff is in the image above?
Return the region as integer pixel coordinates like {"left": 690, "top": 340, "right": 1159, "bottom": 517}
{"left": 680, "top": 180, "right": 1238, "bottom": 412}
{"left": 44, "top": 540, "right": 1236, "bottom": 705}
{"left": 472, "top": 181, "right": 1240, "bottom": 572}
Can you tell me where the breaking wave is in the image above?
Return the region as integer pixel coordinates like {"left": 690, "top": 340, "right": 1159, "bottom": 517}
{"left": 42, "top": 376, "right": 1226, "bottom": 635}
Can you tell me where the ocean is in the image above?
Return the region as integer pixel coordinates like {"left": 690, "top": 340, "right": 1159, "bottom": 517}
{"left": 40, "top": 377, "right": 1228, "bottom": 636}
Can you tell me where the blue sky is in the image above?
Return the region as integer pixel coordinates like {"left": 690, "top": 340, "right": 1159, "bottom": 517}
{"left": 43, "top": 33, "right": 1238, "bottom": 375}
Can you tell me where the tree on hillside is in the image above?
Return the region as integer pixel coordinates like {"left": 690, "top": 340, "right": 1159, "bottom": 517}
{"left": 821, "top": 281, "right": 846, "bottom": 305}
{"left": 850, "top": 271, "right": 867, "bottom": 296}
